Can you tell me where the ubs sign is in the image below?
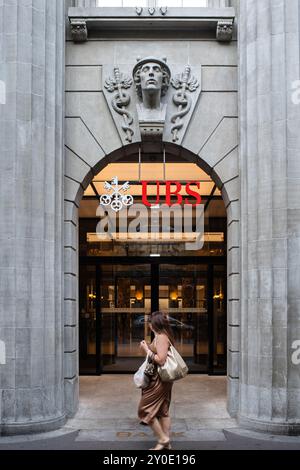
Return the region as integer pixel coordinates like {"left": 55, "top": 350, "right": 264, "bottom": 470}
{"left": 97, "top": 176, "right": 204, "bottom": 251}
{"left": 100, "top": 176, "right": 202, "bottom": 212}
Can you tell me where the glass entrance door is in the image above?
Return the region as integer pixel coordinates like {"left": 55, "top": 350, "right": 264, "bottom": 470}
{"left": 212, "top": 265, "right": 226, "bottom": 373}
{"left": 79, "top": 264, "right": 97, "bottom": 374}
{"left": 99, "top": 264, "right": 151, "bottom": 372}
{"left": 158, "top": 264, "right": 209, "bottom": 373}
{"left": 79, "top": 259, "right": 226, "bottom": 374}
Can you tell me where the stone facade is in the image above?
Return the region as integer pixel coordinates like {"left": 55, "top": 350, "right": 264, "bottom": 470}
{"left": 0, "top": 0, "right": 299, "bottom": 436}
{"left": 64, "top": 5, "right": 239, "bottom": 417}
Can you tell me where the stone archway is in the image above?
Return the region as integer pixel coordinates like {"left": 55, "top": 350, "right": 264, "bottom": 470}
{"left": 63, "top": 132, "right": 239, "bottom": 420}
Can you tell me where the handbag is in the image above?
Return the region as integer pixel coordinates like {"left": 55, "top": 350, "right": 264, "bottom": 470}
{"left": 133, "top": 358, "right": 150, "bottom": 389}
{"left": 144, "top": 354, "right": 156, "bottom": 377}
{"left": 157, "top": 344, "right": 188, "bottom": 382}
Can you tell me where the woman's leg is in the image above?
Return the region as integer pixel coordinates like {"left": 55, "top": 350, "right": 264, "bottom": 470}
{"left": 159, "top": 417, "right": 171, "bottom": 439}
{"left": 149, "top": 418, "right": 169, "bottom": 449}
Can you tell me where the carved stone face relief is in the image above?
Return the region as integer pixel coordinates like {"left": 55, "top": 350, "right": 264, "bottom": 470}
{"left": 133, "top": 57, "right": 170, "bottom": 101}
{"left": 133, "top": 57, "right": 171, "bottom": 140}
{"left": 140, "top": 62, "right": 163, "bottom": 106}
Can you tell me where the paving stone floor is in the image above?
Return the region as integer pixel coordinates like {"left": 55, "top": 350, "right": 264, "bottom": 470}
{"left": 66, "top": 375, "right": 236, "bottom": 434}
{"left": 1, "top": 375, "right": 300, "bottom": 450}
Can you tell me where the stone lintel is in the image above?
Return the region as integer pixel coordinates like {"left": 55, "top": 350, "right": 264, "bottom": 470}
{"left": 68, "top": 7, "right": 235, "bottom": 43}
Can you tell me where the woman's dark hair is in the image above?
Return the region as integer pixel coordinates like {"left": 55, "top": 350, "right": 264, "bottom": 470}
{"left": 150, "top": 311, "right": 175, "bottom": 345}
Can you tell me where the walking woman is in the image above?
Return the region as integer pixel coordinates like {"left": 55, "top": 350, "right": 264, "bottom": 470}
{"left": 138, "top": 311, "right": 175, "bottom": 451}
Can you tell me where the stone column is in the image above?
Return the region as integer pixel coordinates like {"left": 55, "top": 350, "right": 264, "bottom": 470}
{"left": 0, "top": 0, "right": 65, "bottom": 434}
{"left": 239, "top": 0, "right": 300, "bottom": 434}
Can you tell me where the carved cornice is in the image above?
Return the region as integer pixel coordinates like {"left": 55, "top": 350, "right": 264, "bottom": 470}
{"left": 70, "top": 19, "right": 88, "bottom": 43}
{"left": 68, "top": 7, "right": 235, "bottom": 43}
{"left": 216, "top": 19, "right": 234, "bottom": 42}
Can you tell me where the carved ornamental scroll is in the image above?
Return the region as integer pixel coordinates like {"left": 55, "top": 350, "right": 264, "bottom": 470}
{"left": 104, "top": 68, "right": 134, "bottom": 143}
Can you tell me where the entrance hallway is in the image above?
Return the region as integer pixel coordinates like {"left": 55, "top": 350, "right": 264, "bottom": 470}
{"left": 67, "top": 375, "right": 237, "bottom": 442}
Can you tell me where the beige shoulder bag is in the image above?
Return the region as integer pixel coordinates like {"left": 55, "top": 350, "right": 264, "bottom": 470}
{"left": 157, "top": 344, "right": 189, "bottom": 382}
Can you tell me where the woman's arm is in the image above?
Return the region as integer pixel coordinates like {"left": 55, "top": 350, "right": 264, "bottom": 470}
{"left": 151, "top": 335, "right": 169, "bottom": 366}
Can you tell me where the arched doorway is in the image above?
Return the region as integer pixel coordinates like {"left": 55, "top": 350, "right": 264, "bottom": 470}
{"left": 63, "top": 138, "right": 239, "bottom": 437}
{"left": 64, "top": 138, "right": 239, "bottom": 419}
{"left": 77, "top": 143, "right": 227, "bottom": 376}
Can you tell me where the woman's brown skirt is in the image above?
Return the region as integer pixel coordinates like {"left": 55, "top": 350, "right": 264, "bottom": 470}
{"left": 138, "top": 372, "right": 173, "bottom": 425}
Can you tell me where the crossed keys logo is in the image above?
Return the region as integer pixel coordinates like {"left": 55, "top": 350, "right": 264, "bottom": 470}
{"left": 100, "top": 176, "right": 134, "bottom": 212}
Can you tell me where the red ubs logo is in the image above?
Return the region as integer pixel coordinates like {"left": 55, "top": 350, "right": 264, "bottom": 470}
{"left": 141, "top": 181, "right": 202, "bottom": 207}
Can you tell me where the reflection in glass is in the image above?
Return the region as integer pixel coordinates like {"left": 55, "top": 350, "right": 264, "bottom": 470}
{"left": 159, "top": 264, "right": 208, "bottom": 372}
{"left": 79, "top": 265, "right": 97, "bottom": 374}
{"left": 213, "top": 265, "right": 226, "bottom": 373}
{"left": 79, "top": 262, "right": 226, "bottom": 374}
{"left": 123, "top": 0, "right": 148, "bottom": 6}
{"left": 156, "top": 0, "right": 182, "bottom": 7}
{"left": 97, "top": 0, "right": 123, "bottom": 6}
{"left": 182, "top": 0, "right": 207, "bottom": 6}
{"left": 100, "top": 265, "right": 151, "bottom": 372}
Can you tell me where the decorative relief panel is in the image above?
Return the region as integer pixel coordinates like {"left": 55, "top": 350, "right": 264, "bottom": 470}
{"left": 102, "top": 58, "right": 202, "bottom": 146}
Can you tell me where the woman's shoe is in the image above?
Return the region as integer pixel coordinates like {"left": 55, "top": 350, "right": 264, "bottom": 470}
{"left": 149, "top": 440, "right": 171, "bottom": 451}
